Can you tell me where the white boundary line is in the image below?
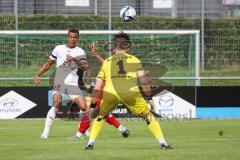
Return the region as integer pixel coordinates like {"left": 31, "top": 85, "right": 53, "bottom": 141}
{"left": 1, "top": 77, "right": 240, "bottom": 81}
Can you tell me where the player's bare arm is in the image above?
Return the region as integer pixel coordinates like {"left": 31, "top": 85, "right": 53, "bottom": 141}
{"left": 91, "top": 78, "right": 104, "bottom": 104}
{"left": 66, "top": 54, "right": 75, "bottom": 62}
{"left": 84, "top": 69, "right": 91, "bottom": 91}
{"left": 91, "top": 42, "right": 104, "bottom": 64}
{"left": 66, "top": 54, "right": 89, "bottom": 70}
{"left": 137, "top": 69, "right": 154, "bottom": 96}
{"left": 34, "top": 59, "right": 54, "bottom": 85}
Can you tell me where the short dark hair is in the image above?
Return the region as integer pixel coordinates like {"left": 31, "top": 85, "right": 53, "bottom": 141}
{"left": 68, "top": 28, "right": 79, "bottom": 37}
{"left": 113, "top": 31, "right": 130, "bottom": 42}
{"left": 113, "top": 31, "right": 131, "bottom": 50}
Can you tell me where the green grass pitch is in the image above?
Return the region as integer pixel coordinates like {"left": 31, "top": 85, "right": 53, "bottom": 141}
{"left": 0, "top": 119, "right": 240, "bottom": 160}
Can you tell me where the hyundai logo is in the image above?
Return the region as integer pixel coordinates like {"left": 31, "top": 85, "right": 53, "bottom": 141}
{"left": 0, "top": 98, "right": 19, "bottom": 108}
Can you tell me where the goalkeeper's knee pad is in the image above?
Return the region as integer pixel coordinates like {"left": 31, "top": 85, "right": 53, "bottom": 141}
{"left": 96, "top": 115, "right": 104, "bottom": 122}
{"left": 145, "top": 113, "right": 156, "bottom": 125}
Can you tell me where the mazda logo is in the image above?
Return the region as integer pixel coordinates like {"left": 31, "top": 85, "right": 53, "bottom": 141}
{"left": 158, "top": 95, "right": 174, "bottom": 107}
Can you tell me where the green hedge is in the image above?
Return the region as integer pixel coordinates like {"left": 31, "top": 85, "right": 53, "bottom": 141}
{"left": 1, "top": 15, "right": 238, "bottom": 30}
{"left": 0, "top": 15, "right": 203, "bottom": 30}
{"left": 0, "top": 15, "right": 239, "bottom": 69}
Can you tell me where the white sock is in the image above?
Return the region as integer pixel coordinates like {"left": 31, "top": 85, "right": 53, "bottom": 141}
{"left": 42, "top": 107, "right": 58, "bottom": 135}
{"left": 84, "top": 129, "right": 90, "bottom": 137}
{"left": 87, "top": 138, "right": 95, "bottom": 145}
{"left": 158, "top": 137, "right": 168, "bottom": 146}
{"left": 75, "top": 131, "right": 83, "bottom": 138}
{"left": 117, "top": 125, "right": 125, "bottom": 133}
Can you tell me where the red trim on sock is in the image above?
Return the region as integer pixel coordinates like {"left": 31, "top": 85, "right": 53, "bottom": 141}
{"left": 79, "top": 115, "right": 91, "bottom": 134}
{"left": 106, "top": 114, "right": 120, "bottom": 128}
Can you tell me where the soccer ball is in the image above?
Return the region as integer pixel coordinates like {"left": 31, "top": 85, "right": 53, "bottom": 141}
{"left": 120, "top": 6, "right": 136, "bottom": 22}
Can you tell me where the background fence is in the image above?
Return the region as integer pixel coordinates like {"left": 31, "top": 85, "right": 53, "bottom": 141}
{"left": 0, "top": 0, "right": 240, "bottom": 86}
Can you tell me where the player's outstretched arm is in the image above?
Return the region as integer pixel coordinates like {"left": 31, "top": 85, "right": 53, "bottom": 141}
{"left": 91, "top": 78, "right": 104, "bottom": 104}
{"left": 66, "top": 54, "right": 89, "bottom": 70}
{"left": 34, "top": 59, "right": 54, "bottom": 85}
{"left": 91, "top": 42, "right": 104, "bottom": 65}
{"left": 84, "top": 68, "right": 91, "bottom": 91}
{"left": 137, "top": 69, "right": 154, "bottom": 96}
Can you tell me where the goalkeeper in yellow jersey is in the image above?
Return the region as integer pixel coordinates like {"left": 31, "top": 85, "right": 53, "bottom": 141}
{"left": 85, "top": 31, "right": 172, "bottom": 150}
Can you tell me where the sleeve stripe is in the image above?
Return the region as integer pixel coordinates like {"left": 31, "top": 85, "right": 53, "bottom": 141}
{"left": 96, "top": 76, "right": 104, "bottom": 81}
{"left": 51, "top": 54, "right": 57, "bottom": 59}
{"left": 137, "top": 67, "right": 143, "bottom": 71}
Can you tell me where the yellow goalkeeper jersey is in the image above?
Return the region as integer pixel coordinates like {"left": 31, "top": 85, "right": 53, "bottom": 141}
{"left": 97, "top": 52, "right": 142, "bottom": 96}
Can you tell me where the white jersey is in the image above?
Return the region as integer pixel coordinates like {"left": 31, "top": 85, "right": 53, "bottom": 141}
{"left": 50, "top": 45, "right": 87, "bottom": 87}
{"left": 50, "top": 45, "right": 86, "bottom": 68}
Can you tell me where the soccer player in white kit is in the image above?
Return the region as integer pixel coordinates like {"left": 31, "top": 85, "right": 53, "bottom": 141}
{"left": 34, "top": 28, "right": 90, "bottom": 138}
